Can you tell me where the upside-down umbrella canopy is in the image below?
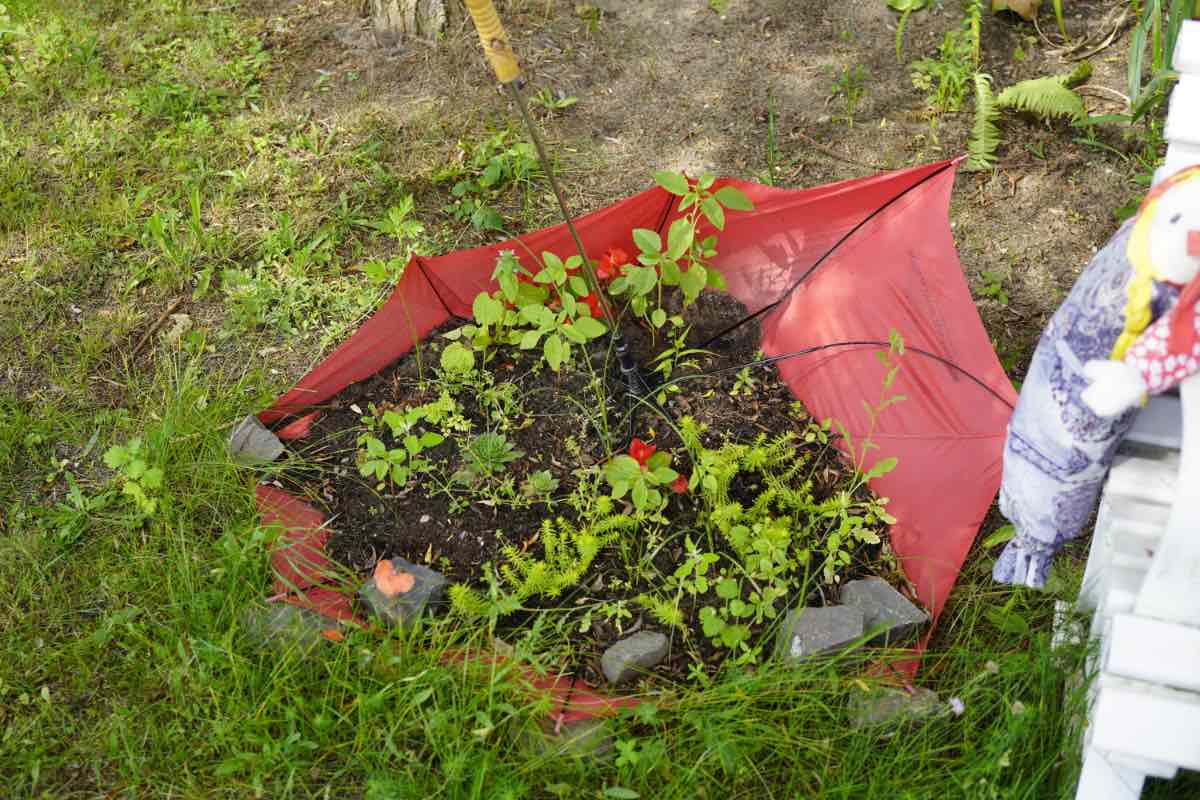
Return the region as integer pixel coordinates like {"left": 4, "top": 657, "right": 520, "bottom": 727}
{"left": 259, "top": 158, "right": 1015, "bottom": 664}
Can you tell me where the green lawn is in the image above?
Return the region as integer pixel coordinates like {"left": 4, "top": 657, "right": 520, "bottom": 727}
{"left": 0, "top": 1, "right": 1193, "bottom": 797}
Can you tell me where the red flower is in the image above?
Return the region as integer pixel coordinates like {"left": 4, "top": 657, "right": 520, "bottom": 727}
{"left": 596, "top": 247, "right": 629, "bottom": 282}
{"left": 670, "top": 474, "right": 689, "bottom": 494}
{"left": 581, "top": 292, "right": 605, "bottom": 318}
{"left": 628, "top": 437, "right": 656, "bottom": 468}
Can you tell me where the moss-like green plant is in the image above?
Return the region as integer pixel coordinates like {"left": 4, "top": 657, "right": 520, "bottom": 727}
{"left": 449, "top": 515, "right": 637, "bottom": 619}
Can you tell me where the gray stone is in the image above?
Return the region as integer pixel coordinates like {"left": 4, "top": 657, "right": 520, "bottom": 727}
{"left": 358, "top": 557, "right": 447, "bottom": 628}
{"left": 776, "top": 605, "right": 864, "bottom": 662}
{"left": 839, "top": 577, "right": 929, "bottom": 646}
{"left": 518, "top": 717, "right": 612, "bottom": 759}
{"left": 243, "top": 602, "right": 344, "bottom": 652}
{"left": 229, "top": 414, "right": 285, "bottom": 464}
{"left": 848, "top": 686, "right": 944, "bottom": 729}
{"left": 600, "top": 631, "right": 669, "bottom": 685}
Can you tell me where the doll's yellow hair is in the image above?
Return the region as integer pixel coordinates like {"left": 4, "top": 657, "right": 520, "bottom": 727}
{"left": 1111, "top": 165, "right": 1200, "bottom": 360}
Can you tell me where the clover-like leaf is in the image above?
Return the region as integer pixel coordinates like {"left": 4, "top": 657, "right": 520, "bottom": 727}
{"left": 715, "top": 578, "right": 739, "bottom": 600}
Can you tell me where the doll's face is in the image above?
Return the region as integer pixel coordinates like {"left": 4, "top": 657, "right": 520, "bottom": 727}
{"left": 1149, "top": 178, "right": 1200, "bottom": 284}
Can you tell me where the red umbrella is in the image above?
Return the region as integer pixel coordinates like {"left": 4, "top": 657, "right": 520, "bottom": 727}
{"left": 259, "top": 158, "right": 1015, "bottom": 674}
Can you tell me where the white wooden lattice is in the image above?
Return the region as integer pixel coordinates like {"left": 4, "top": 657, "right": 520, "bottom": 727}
{"left": 1076, "top": 22, "right": 1200, "bottom": 798}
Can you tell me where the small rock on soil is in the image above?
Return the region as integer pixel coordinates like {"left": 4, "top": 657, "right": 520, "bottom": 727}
{"left": 600, "top": 630, "right": 669, "bottom": 685}
{"left": 848, "top": 686, "right": 944, "bottom": 730}
{"left": 839, "top": 577, "right": 929, "bottom": 646}
{"left": 229, "top": 415, "right": 284, "bottom": 464}
{"left": 776, "top": 605, "right": 864, "bottom": 662}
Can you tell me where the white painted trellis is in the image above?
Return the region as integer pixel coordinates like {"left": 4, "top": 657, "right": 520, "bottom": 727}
{"left": 1074, "top": 21, "right": 1200, "bottom": 799}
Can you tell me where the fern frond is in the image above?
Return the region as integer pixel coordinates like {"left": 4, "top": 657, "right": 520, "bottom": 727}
{"left": 635, "top": 593, "right": 685, "bottom": 630}
{"left": 995, "top": 75, "right": 1086, "bottom": 122}
{"left": 448, "top": 583, "right": 490, "bottom": 618}
{"left": 678, "top": 416, "right": 706, "bottom": 452}
{"left": 966, "top": 73, "right": 1001, "bottom": 172}
{"left": 491, "top": 516, "right": 626, "bottom": 605}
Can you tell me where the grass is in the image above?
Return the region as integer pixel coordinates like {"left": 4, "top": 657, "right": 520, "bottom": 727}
{"left": 1, "top": 0, "right": 1197, "bottom": 797}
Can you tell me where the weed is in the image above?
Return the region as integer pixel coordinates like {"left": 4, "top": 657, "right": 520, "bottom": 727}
{"left": 528, "top": 87, "right": 578, "bottom": 114}
{"left": 1128, "top": 0, "right": 1196, "bottom": 119}
{"left": 729, "top": 366, "right": 757, "bottom": 397}
{"left": 832, "top": 65, "right": 869, "bottom": 127}
{"left": 434, "top": 129, "right": 541, "bottom": 232}
{"left": 911, "top": 27, "right": 975, "bottom": 112}
{"left": 459, "top": 432, "right": 524, "bottom": 482}
{"left": 979, "top": 269, "right": 1010, "bottom": 306}
{"left": 102, "top": 437, "right": 164, "bottom": 517}
{"left": 764, "top": 88, "right": 778, "bottom": 186}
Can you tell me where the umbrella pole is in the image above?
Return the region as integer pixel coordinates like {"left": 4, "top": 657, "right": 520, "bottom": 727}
{"left": 463, "top": 0, "right": 648, "bottom": 420}
{"left": 502, "top": 80, "right": 648, "bottom": 402}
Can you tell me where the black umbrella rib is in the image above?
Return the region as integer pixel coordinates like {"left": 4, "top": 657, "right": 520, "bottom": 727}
{"left": 669, "top": 339, "right": 1014, "bottom": 410}
{"left": 698, "top": 160, "right": 958, "bottom": 350}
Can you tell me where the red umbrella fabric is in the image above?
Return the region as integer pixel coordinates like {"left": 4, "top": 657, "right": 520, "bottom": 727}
{"left": 259, "top": 158, "right": 1014, "bottom": 650}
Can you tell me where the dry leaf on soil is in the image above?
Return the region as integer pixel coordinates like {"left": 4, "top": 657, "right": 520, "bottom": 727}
{"left": 992, "top": 0, "right": 1041, "bottom": 20}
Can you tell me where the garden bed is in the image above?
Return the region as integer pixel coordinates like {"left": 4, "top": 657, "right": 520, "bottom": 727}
{"left": 276, "top": 284, "right": 897, "bottom": 680}
{"left": 256, "top": 160, "right": 1014, "bottom": 691}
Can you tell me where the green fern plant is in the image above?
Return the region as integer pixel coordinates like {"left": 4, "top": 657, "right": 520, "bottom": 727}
{"left": 635, "top": 593, "right": 686, "bottom": 630}
{"left": 967, "top": 62, "right": 1092, "bottom": 171}
{"left": 449, "top": 516, "right": 635, "bottom": 618}
{"left": 995, "top": 75, "right": 1087, "bottom": 122}
{"left": 966, "top": 73, "right": 1000, "bottom": 171}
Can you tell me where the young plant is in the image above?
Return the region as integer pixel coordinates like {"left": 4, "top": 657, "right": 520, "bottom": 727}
{"left": 356, "top": 403, "right": 445, "bottom": 487}
{"left": 103, "top": 438, "right": 163, "bottom": 518}
{"left": 528, "top": 87, "right": 578, "bottom": 114}
{"left": 456, "top": 432, "right": 523, "bottom": 484}
{"left": 450, "top": 250, "right": 608, "bottom": 372}
{"left": 729, "top": 366, "right": 758, "bottom": 397}
{"left": 357, "top": 430, "right": 443, "bottom": 487}
{"left": 521, "top": 468, "right": 560, "bottom": 501}
{"left": 606, "top": 171, "right": 753, "bottom": 329}
{"left": 604, "top": 437, "right": 683, "bottom": 515}
{"left": 449, "top": 516, "right": 636, "bottom": 618}
{"left": 650, "top": 324, "right": 710, "bottom": 404}
{"left": 832, "top": 65, "right": 869, "bottom": 128}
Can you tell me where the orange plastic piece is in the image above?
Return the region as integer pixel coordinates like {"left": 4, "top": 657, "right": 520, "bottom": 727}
{"left": 374, "top": 559, "right": 416, "bottom": 596}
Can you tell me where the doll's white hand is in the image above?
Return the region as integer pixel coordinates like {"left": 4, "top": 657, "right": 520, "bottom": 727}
{"left": 1081, "top": 360, "right": 1149, "bottom": 417}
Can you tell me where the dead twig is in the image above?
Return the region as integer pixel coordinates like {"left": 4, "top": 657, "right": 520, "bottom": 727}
{"left": 791, "top": 129, "right": 889, "bottom": 174}
{"left": 132, "top": 296, "right": 184, "bottom": 355}
{"left": 1046, "top": 6, "right": 1132, "bottom": 62}
{"left": 1076, "top": 84, "right": 1132, "bottom": 107}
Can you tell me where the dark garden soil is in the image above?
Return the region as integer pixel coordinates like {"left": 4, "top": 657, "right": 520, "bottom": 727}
{"left": 277, "top": 294, "right": 894, "bottom": 681}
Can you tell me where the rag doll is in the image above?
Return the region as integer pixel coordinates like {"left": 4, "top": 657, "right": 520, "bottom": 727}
{"left": 995, "top": 165, "right": 1200, "bottom": 588}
